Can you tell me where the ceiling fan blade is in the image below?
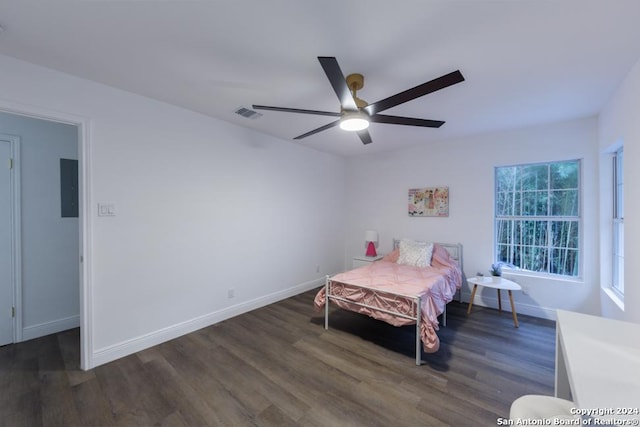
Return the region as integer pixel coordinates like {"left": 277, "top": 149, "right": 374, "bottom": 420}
{"left": 370, "top": 114, "right": 445, "bottom": 128}
{"left": 252, "top": 105, "right": 341, "bottom": 117}
{"left": 318, "top": 56, "right": 358, "bottom": 111}
{"left": 357, "top": 129, "right": 373, "bottom": 145}
{"left": 293, "top": 120, "right": 341, "bottom": 140}
{"left": 364, "top": 70, "right": 465, "bottom": 115}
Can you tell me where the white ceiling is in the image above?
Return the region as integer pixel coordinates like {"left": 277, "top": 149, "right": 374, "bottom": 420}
{"left": 1, "top": 1, "right": 639, "bottom": 157}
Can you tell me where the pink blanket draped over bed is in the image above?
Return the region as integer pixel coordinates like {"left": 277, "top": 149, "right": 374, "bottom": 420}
{"left": 314, "top": 244, "right": 462, "bottom": 353}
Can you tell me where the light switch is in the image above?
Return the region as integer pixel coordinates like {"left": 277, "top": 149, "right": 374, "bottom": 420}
{"left": 98, "top": 203, "right": 116, "bottom": 217}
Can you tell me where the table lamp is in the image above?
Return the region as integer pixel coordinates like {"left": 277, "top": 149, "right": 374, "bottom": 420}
{"left": 365, "top": 230, "right": 378, "bottom": 257}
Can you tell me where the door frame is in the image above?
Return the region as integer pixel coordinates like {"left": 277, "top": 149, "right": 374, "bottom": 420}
{"left": 0, "top": 101, "right": 93, "bottom": 370}
{"left": 1, "top": 134, "right": 21, "bottom": 345}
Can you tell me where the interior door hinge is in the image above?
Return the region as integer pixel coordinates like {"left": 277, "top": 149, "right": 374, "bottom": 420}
{"left": 8, "top": 158, "right": 13, "bottom": 169}
{"left": 11, "top": 307, "right": 15, "bottom": 317}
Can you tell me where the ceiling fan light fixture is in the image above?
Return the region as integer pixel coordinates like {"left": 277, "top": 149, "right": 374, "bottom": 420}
{"left": 340, "top": 111, "right": 369, "bottom": 131}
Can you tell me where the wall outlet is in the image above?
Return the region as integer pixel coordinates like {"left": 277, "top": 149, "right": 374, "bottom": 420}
{"left": 521, "top": 284, "right": 529, "bottom": 295}
{"left": 316, "top": 264, "right": 320, "bottom": 273}
{"left": 227, "top": 288, "right": 235, "bottom": 299}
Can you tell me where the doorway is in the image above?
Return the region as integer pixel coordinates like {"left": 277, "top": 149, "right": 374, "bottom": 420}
{"left": 0, "top": 108, "right": 88, "bottom": 369}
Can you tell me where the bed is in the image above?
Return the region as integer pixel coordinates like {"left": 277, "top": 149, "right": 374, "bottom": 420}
{"left": 314, "top": 239, "right": 463, "bottom": 365}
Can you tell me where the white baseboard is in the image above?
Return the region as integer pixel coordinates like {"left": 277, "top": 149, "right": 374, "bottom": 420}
{"left": 462, "top": 292, "right": 557, "bottom": 321}
{"left": 22, "top": 315, "right": 80, "bottom": 341}
{"left": 91, "top": 277, "right": 325, "bottom": 368}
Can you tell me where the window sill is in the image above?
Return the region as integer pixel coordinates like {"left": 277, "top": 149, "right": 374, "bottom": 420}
{"left": 501, "top": 269, "right": 583, "bottom": 284}
{"left": 603, "top": 287, "right": 625, "bottom": 311}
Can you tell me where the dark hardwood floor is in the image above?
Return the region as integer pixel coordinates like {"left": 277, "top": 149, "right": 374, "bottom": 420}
{"left": 0, "top": 288, "right": 556, "bottom": 426}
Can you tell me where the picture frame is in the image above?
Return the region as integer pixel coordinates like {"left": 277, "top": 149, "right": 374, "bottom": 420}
{"left": 408, "top": 187, "right": 449, "bottom": 217}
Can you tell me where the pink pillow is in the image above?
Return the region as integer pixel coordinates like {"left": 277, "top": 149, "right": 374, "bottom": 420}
{"left": 382, "top": 248, "right": 399, "bottom": 263}
{"left": 431, "top": 243, "right": 454, "bottom": 268}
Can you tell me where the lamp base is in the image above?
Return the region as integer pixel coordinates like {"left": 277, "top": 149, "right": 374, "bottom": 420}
{"left": 365, "top": 241, "right": 377, "bottom": 257}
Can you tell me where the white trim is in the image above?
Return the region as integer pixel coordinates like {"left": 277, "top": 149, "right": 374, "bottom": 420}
{"left": 11, "top": 137, "right": 21, "bottom": 342}
{"left": 1, "top": 134, "right": 21, "bottom": 344}
{"left": 22, "top": 315, "right": 80, "bottom": 341}
{"left": 0, "top": 99, "right": 93, "bottom": 370}
{"left": 493, "top": 159, "right": 583, "bottom": 279}
{"left": 464, "top": 292, "right": 557, "bottom": 320}
{"left": 92, "top": 277, "right": 325, "bottom": 368}
{"left": 500, "top": 268, "right": 584, "bottom": 284}
{"left": 77, "top": 119, "right": 93, "bottom": 370}
{"left": 603, "top": 286, "right": 625, "bottom": 311}
{"left": 612, "top": 147, "right": 624, "bottom": 296}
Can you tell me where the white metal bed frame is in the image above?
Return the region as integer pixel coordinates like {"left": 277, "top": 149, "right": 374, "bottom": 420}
{"left": 324, "top": 240, "right": 463, "bottom": 365}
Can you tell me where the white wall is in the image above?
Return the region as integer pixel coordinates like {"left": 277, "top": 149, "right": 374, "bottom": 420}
{"left": 344, "top": 117, "right": 600, "bottom": 319}
{"left": 3, "top": 44, "right": 635, "bottom": 368}
{"left": 0, "top": 54, "right": 346, "bottom": 367}
{"left": 0, "top": 112, "right": 79, "bottom": 340}
{"left": 599, "top": 56, "right": 640, "bottom": 323}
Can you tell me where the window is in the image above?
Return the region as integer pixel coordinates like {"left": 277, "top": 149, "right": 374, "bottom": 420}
{"left": 495, "top": 160, "right": 580, "bottom": 277}
{"left": 613, "top": 148, "right": 624, "bottom": 294}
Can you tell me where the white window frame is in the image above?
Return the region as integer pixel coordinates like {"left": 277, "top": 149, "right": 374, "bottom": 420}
{"left": 612, "top": 147, "right": 624, "bottom": 295}
{"left": 494, "top": 159, "right": 582, "bottom": 279}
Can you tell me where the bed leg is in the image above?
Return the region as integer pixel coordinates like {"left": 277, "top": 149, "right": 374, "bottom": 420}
{"left": 442, "top": 304, "right": 447, "bottom": 328}
{"left": 324, "top": 275, "right": 330, "bottom": 330}
{"left": 416, "top": 297, "right": 422, "bottom": 366}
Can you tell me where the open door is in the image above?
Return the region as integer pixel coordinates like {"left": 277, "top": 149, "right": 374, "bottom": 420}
{"left": 0, "top": 137, "right": 16, "bottom": 346}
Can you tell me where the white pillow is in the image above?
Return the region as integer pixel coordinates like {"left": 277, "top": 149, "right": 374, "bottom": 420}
{"left": 397, "top": 239, "right": 434, "bottom": 268}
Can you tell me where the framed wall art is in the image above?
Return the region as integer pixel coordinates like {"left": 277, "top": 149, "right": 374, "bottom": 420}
{"left": 408, "top": 187, "right": 449, "bottom": 217}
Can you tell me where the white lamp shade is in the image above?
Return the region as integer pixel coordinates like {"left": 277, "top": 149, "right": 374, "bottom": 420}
{"left": 364, "top": 230, "right": 378, "bottom": 244}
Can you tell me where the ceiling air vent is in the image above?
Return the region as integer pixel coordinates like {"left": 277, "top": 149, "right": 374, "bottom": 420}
{"left": 234, "top": 107, "right": 263, "bottom": 120}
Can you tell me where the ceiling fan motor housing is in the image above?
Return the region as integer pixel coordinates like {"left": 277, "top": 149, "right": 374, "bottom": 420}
{"left": 346, "top": 73, "right": 364, "bottom": 91}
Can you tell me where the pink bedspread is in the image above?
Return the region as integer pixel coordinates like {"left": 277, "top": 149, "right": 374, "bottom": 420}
{"left": 314, "top": 245, "right": 462, "bottom": 353}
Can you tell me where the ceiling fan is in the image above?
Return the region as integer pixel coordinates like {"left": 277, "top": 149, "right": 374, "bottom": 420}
{"left": 253, "top": 56, "right": 464, "bottom": 145}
